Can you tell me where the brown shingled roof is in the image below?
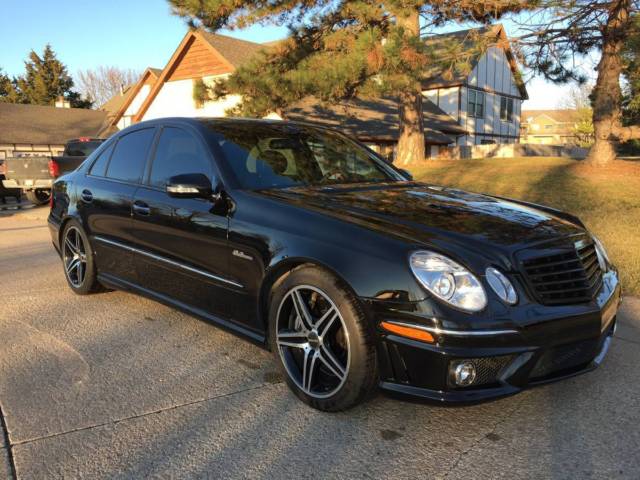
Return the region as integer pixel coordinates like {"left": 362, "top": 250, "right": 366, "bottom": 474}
{"left": 0, "top": 103, "right": 113, "bottom": 145}
{"left": 100, "top": 84, "right": 135, "bottom": 116}
{"left": 198, "top": 31, "right": 266, "bottom": 68}
{"left": 285, "top": 97, "right": 465, "bottom": 144}
{"left": 522, "top": 110, "right": 580, "bottom": 123}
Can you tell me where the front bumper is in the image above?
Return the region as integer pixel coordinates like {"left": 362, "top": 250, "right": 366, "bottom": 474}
{"left": 368, "top": 270, "right": 622, "bottom": 403}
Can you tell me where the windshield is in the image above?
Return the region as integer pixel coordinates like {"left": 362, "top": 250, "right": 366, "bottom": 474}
{"left": 206, "top": 122, "right": 404, "bottom": 190}
{"left": 64, "top": 141, "right": 102, "bottom": 157}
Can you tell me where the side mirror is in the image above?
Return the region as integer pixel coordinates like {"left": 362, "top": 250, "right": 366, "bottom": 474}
{"left": 166, "top": 173, "right": 212, "bottom": 199}
{"left": 399, "top": 169, "right": 413, "bottom": 181}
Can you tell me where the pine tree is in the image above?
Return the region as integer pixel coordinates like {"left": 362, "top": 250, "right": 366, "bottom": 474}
{"left": 12, "top": 45, "right": 92, "bottom": 108}
{"left": 168, "top": 1, "right": 531, "bottom": 165}
{"left": 0, "top": 68, "right": 17, "bottom": 102}
{"left": 513, "top": 0, "right": 640, "bottom": 165}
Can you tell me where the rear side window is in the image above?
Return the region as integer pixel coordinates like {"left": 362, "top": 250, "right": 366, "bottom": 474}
{"left": 107, "top": 128, "right": 155, "bottom": 183}
{"left": 89, "top": 143, "right": 115, "bottom": 177}
{"left": 149, "top": 127, "right": 212, "bottom": 187}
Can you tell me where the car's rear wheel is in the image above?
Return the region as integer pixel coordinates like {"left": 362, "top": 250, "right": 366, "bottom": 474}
{"left": 26, "top": 189, "right": 51, "bottom": 205}
{"left": 61, "top": 221, "right": 102, "bottom": 294}
{"left": 269, "top": 265, "right": 378, "bottom": 411}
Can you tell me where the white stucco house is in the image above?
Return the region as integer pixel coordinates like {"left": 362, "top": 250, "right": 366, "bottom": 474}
{"left": 105, "top": 25, "right": 527, "bottom": 156}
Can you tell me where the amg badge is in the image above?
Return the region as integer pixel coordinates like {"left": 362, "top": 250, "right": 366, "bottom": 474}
{"left": 233, "top": 249, "right": 253, "bottom": 261}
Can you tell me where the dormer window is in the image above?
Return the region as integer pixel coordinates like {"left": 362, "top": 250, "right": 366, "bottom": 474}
{"left": 467, "top": 89, "right": 484, "bottom": 118}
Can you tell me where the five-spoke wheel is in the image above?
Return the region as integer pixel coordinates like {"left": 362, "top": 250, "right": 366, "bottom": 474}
{"left": 269, "top": 265, "right": 378, "bottom": 411}
{"left": 63, "top": 226, "right": 87, "bottom": 287}
{"left": 61, "top": 221, "right": 102, "bottom": 294}
{"left": 276, "top": 285, "right": 350, "bottom": 398}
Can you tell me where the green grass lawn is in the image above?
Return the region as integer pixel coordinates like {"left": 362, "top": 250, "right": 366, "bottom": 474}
{"left": 409, "top": 157, "right": 640, "bottom": 296}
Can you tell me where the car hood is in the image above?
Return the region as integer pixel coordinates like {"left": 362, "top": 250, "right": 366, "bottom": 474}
{"left": 260, "top": 182, "right": 585, "bottom": 259}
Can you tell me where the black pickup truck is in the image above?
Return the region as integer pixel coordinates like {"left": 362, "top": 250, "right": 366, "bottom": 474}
{"left": 2, "top": 138, "right": 104, "bottom": 204}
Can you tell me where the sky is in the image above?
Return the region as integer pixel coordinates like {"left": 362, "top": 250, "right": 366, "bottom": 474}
{"left": 0, "top": 0, "right": 593, "bottom": 110}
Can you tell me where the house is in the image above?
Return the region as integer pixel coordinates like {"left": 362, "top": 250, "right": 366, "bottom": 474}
{"left": 108, "top": 25, "right": 526, "bottom": 154}
{"left": 520, "top": 110, "right": 582, "bottom": 145}
{"left": 100, "top": 67, "right": 163, "bottom": 129}
{"left": 422, "top": 25, "right": 528, "bottom": 147}
{"left": 0, "top": 102, "right": 114, "bottom": 161}
{"left": 285, "top": 96, "right": 466, "bottom": 160}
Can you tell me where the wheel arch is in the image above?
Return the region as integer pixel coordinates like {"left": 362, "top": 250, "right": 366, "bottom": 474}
{"left": 257, "top": 256, "right": 360, "bottom": 348}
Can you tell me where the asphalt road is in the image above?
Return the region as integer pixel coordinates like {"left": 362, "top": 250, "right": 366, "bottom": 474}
{"left": 1, "top": 206, "right": 639, "bottom": 479}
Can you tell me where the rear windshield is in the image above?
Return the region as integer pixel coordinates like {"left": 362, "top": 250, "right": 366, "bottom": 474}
{"left": 64, "top": 141, "right": 103, "bottom": 157}
{"left": 205, "top": 122, "right": 403, "bottom": 190}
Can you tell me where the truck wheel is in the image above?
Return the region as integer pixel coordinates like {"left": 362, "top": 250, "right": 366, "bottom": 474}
{"left": 26, "top": 189, "right": 51, "bottom": 205}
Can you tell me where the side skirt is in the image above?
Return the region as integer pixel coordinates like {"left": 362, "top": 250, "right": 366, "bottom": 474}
{"left": 98, "top": 273, "right": 267, "bottom": 348}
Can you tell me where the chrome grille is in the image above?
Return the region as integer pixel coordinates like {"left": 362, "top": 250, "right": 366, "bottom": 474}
{"left": 520, "top": 240, "right": 603, "bottom": 306}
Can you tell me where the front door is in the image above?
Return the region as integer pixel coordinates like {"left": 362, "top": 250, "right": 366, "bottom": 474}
{"left": 129, "top": 126, "right": 243, "bottom": 326}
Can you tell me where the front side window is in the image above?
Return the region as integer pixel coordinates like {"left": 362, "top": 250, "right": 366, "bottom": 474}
{"left": 106, "top": 128, "right": 155, "bottom": 183}
{"left": 149, "top": 127, "right": 212, "bottom": 188}
{"left": 207, "top": 122, "right": 404, "bottom": 190}
{"left": 468, "top": 89, "right": 484, "bottom": 118}
{"left": 500, "top": 97, "right": 514, "bottom": 122}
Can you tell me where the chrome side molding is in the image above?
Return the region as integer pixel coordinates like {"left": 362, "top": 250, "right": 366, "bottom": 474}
{"left": 94, "top": 236, "right": 243, "bottom": 289}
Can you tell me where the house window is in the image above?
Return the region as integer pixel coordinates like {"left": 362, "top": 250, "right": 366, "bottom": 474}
{"left": 500, "top": 97, "right": 514, "bottom": 122}
{"left": 467, "top": 89, "right": 484, "bottom": 118}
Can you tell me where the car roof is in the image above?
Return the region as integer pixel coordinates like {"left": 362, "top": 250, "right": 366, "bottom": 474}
{"left": 128, "top": 116, "right": 338, "bottom": 133}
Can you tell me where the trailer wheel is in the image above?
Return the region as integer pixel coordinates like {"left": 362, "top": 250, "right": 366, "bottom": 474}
{"left": 25, "top": 189, "right": 51, "bottom": 205}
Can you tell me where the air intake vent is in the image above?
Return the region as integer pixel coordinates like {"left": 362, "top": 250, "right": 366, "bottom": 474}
{"left": 520, "top": 240, "right": 603, "bottom": 305}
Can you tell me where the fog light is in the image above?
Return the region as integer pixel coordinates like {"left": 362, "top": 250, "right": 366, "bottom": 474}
{"left": 453, "top": 361, "right": 477, "bottom": 386}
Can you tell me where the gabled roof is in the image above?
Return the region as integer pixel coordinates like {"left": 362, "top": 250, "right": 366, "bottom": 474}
{"left": 422, "top": 24, "right": 528, "bottom": 100}
{"left": 198, "top": 31, "right": 265, "bottom": 68}
{"left": 133, "top": 30, "right": 267, "bottom": 122}
{"left": 100, "top": 84, "right": 134, "bottom": 116}
{"left": 0, "top": 103, "right": 113, "bottom": 145}
{"left": 106, "top": 67, "right": 162, "bottom": 126}
{"left": 285, "top": 97, "right": 466, "bottom": 144}
{"left": 522, "top": 110, "right": 579, "bottom": 123}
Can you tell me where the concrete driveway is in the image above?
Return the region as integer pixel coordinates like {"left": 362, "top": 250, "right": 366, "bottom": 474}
{"left": 1, "top": 207, "right": 639, "bottom": 479}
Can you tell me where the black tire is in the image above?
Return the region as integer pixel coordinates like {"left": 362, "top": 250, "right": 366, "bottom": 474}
{"left": 26, "top": 189, "right": 51, "bottom": 205}
{"left": 61, "top": 220, "right": 102, "bottom": 295}
{"left": 268, "top": 265, "right": 378, "bottom": 411}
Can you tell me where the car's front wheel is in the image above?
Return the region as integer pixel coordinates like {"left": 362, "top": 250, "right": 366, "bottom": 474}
{"left": 269, "top": 265, "right": 378, "bottom": 411}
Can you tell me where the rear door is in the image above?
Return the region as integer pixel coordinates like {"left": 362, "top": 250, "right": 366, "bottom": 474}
{"left": 79, "top": 127, "right": 156, "bottom": 284}
{"left": 129, "top": 125, "right": 239, "bottom": 323}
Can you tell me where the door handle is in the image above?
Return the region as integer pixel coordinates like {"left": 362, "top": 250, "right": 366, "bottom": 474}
{"left": 81, "top": 189, "right": 93, "bottom": 203}
{"left": 133, "top": 201, "right": 150, "bottom": 216}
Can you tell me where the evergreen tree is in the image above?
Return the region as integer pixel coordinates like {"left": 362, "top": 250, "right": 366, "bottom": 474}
{"left": 513, "top": 0, "right": 640, "bottom": 165}
{"left": 11, "top": 45, "right": 92, "bottom": 108}
{"left": 168, "top": 1, "right": 531, "bottom": 165}
{"left": 0, "top": 68, "right": 18, "bottom": 102}
{"left": 0, "top": 69, "right": 11, "bottom": 97}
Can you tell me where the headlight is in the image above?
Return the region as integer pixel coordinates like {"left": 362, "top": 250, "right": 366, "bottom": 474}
{"left": 486, "top": 267, "right": 518, "bottom": 305}
{"left": 592, "top": 235, "right": 610, "bottom": 271}
{"left": 410, "top": 251, "right": 487, "bottom": 313}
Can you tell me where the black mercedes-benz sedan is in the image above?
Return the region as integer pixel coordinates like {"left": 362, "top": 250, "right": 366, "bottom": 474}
{"left": 48, "top": 118, "right": 621, "bottom": 411}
